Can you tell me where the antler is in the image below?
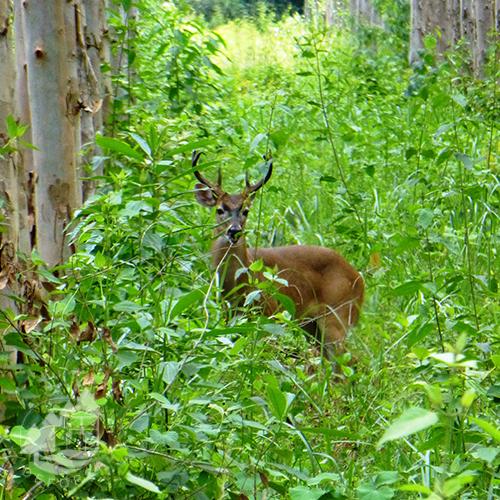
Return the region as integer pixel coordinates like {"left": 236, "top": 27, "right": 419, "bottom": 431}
{"left": 245, "top": 153, "right": 273, "bottom": 194}
{"left": 192, "top": 150, "right": 223, "bottom": 194}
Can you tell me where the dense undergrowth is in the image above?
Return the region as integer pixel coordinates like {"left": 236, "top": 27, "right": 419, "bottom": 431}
{"left": 1, "top": 2, "right": 498, "bottom": 498}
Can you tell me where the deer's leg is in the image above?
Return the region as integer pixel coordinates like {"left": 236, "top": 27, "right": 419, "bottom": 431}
{"left": 316, "top": 303, "right": 353, "bottom": 359}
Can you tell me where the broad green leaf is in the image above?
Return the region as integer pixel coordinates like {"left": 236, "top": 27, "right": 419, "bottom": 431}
{"left": 113, "top": 300, "right": 143, "bottom": 313}
{"left": 375, "top": 471, "right": 399, "bottom": 486}
{"left": 68, "top": 411, "right": 97, "bottom": 428}
{"left": 10, "top": 426, "right": 41, "bottom": 448}
{"left": 357, "top": 482, "right": 395, "bottom": 500}
{"left": 442, "top": 472, "right": 476, "bottom": 497}
{"left": 289, "top": 486, "right": 327, "bottom": 500}
{"left": 29, "top": 461, "right": 56, "bottom": 485}
{"left": 391, "top": 280, "right": 423, "bottom": 296}
{"left": 250, "top": 133, "right": 267, "bottom": 152}
{"left": 125, "top": 472, "right": 160, "bottom": 493}
{"left": 398, "top": 484, "right": 432, "bottom": 494}
{"left": 168, "top": 139, "right": 212, "bottom": 156}
{"left": 244, "top": 289, "right": 261, "bottom": 306}
{"left": 170, "top": 289, "right": 204, "bottom": 318}
{"left": 266, "top": 385, "right": 287, "bottom": 420}
{"left": 129, "top": 132, "right": 151, "bottom": 157}
{"left": 378, "top": 407, "right": 438, "bottom": 447}
{"left": 417, "top": 208, "right": 433, "bottom": 230}
{"left": 306, "top": 472, "right": 340, "bottom": 485}
{"left": 96, "top": 135, "right": 143, "bottom": 160}
{"left": 319, "top": 175, "right": 337, "bottom": 183}
{"left": 160, "top": 361, "right": 180, "bottom": 385}
{"left": 149, "top": 430, "right": 179, "bottom": 447}
{"left": 471, "top": 446, "right": 499, "bottom": 464}
{"left": 470, "top": 417, "right": 500, "bottom": 442}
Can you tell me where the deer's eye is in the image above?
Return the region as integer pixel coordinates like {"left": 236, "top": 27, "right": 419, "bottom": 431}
{"left": 216, "top": 207, "right": 224, "bottom": 215}
{"left": 242, "top": 209, "right": 249, "bottom": 217}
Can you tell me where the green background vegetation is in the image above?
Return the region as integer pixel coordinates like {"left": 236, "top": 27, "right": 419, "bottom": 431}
{"left": 2, "top": 1, "right": 498, "bottom": 498}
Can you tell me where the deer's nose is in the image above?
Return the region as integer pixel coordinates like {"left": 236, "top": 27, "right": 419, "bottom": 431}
{"left": 227, "top": 226, "right": 242, "bottom": 242}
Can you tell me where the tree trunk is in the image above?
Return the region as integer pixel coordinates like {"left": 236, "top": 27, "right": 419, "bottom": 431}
{"left": 0, "top": 0, "right": 17, "bottom": 276}
{"left": 0, "top": 0, "right": 19, "bottom": 418}
{"left": 13, "top": 0, "right": 32, "bottom": 256}
{"left": 81, "top": 0, "right": 109, "bottom": 199}
{"left": 23, "top": 0, "right": 82, "bottom": 266}
{"left": 472, "top": 0, "right": 495, "bottom": 75}
{"left": 410, "top": 0, "right": 497, "bottom": 72}
{"left": 0, "top": 0, "right": 17, "bottom": 260}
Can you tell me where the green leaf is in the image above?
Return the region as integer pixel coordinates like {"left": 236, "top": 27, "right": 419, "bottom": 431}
{"left": 113, "top": 300, "right": 143, "bottom": 313}
{"left": 442, "top": 472, "right": 476, "bottom": 497}
{"left": 378, "top": 407, "right": 438, "bottom": 447}
{"left": 357, "top": 482, "right": 395, "bottom": 500}
{"left": 470, "top": 417, "right": 500, "bottom": 443}
{"left": 10, "top": 425, "right": 41, "bottom": 448}
{"left": 266, "top": 385, "right": 287, "bottom": 421}
{"left": 125, "top": 472, "right": 160, "bottom": 493}
{"left": 398, "top": 484, "right": 432, "bottom": 494}
{"left": 96, "top": 135, "right": 143, "bottom": 160}
{"left": 289, "top": 486, "right": 327, "bottom": 500}
{"left": 265, "top": 382, "right": 295, "bottom": 422}
{"left": 455, "top": 152, "right": 473, "bottom": 170}
{"left": 160, "top": 361, "right": 180, "bottom": 385}
{"left": 244, "top": 289, "right": 261, "bottom": 306}
{"left": 6, "top": 115, "right": 20, "bottom": 138}
{"left": 29, "top": 461, "right": 56, "bottom": 485}
{"left": 471, "top": 446, "right": 499, "bottom": 464}
{"left": 391, "top": 280, "right": 423, "bottom": 296}
{"left": 68, "top": 411, "right": 98, "bottom": 429}
{"left": 170, "top": 289, "right": 204, "bottom": 318}
{"left": 129, "top": 132, "right": 152, "bottom": 157}
{"left": 319, "top": 175, "right": 337, "bottom": 183}
{"left": 168, "top": 139, "right": 212, "bottom": 156}
{"left": 250, "top": 133, "right": 267, "bottom": 153}
{"left": 417, "top": 208, "right": 433, "bottom": 230}
{"left": 306, "top": 472, "right": 341, "bottom": 485}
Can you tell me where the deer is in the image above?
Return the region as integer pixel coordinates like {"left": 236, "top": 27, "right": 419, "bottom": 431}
{"left": 192, "top": 151, "right": 364, "bottom": 359}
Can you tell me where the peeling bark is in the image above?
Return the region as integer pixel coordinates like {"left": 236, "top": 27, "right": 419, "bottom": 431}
{"left": 23, "top": 0, "right": 82, "bottom": 266}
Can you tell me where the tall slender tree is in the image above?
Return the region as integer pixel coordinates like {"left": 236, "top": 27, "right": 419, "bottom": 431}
{"left": 22, "top": 0, "right": 82, "bottom": 266}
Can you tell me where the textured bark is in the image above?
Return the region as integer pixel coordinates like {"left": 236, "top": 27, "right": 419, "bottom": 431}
{"left": 23, "top": 0, "right": 82, "bottom": 266}
{"left": 0, "top": 0, "right": 17, "bottom": 256}
{"left": 65, "top": 0, "right": 83, "bottom": 198}
{"left": 81, "top": 0, "right": 109, "bottom": 199}
{"left": 410, "top": 0, "right": 497, "bottom": 72}
{"left": 0, "top": 0, "right": 19, "bottom": 415}
{"left": 410, "top": 0, "right": 452, "bottom": 64}
{"left": 350, "top": 0, "right": 383, "bottom": 29}
{"left": 101, "top": 0, "right": 113, "bottom": 125}
{"left": 473, "top": 0, "right": 495, "bottom": 75}
{"left": 13, "top": 0, "right": 31, "bottom": 256}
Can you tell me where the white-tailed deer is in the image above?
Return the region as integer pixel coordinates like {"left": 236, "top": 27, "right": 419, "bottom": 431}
{"left": 193, "top": 151, "right": 364, "bottom": 358}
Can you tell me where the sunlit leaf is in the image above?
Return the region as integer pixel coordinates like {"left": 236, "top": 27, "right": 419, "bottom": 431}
{"left": 378, "top": 408, "right": 438, "bottom": 447}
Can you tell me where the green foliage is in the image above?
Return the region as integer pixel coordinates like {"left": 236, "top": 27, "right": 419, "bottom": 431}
{"left": 1, "top": 2, "right": 498, "bottom": 498}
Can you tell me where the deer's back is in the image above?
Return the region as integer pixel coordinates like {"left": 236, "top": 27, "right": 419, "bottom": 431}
{"left": 250, "top": 245, "right": 363, "bottom": 317}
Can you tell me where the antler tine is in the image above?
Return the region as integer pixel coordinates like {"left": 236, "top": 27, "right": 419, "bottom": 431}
{"left": 192, "top": 150, "right": 222, "bottom": 193}
{"left": 245, "top": 154, "right": 273, "bottom": 194}
{"left": 192, "top": 150, "right": 203, "bottom": 167}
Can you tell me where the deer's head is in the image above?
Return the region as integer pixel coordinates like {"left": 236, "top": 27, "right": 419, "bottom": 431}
{"left": 193, "top": 151, "right": 273, "bottom": 244}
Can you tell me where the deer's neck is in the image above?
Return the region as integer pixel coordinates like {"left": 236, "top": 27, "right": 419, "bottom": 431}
{"left": 212, "top": 235, "right": 251, "bottom": 296}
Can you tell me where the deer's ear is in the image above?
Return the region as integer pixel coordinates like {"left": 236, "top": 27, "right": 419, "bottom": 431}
{"left": 195, "top": 184, "right": 218, "bottom": 207}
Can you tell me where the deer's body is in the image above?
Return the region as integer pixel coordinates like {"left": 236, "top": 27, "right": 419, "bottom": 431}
{"left": 193, "top": 151, "right": 364, "bottom": 358}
